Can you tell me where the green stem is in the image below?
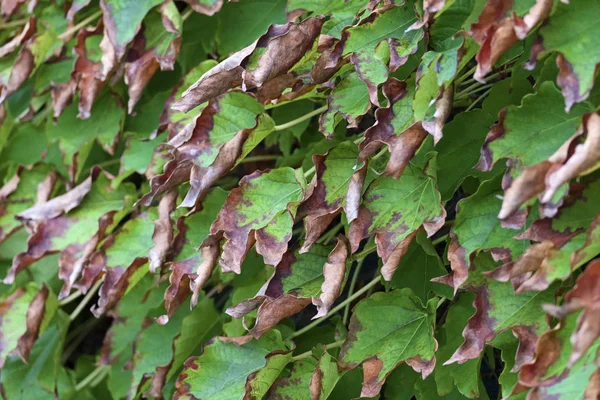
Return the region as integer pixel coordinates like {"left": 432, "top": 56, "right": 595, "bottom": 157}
{"left": 287, "top": 275, "right": 381, "bottom": 340}
{"left": 59, "top": 289, "right": 83, "bottom": 306}
{"left": 274, "top": 105, "right": 327, "bottom": 132}
{"left": 431, "top": 234, "right": 448, "bottom": 246}
{"left": 343, "top": 258, "right": 365, "bottom": 325}
{"left": 182, "top": 7, "right": 194, "bottom": 21}
{"left": 239, "top": 154, "right": 280, "bottom": 163}
{"left": 303, "top": 165, "right": 316, "bottom": 178}
{"left": 0, "top": 18, "right": 28, "bottom": 30}
{"left": 455, "top": 83, "right": 493, "bottom": 101}
{"left": 58, "top": 10, "right": 102, "bottom": 42}
{"left": 69, "top": 278, "right": 103, "bottom": 321}
{"left": 75, "top": 365, "right": 109, "bottom": 392}
{"left": 454, "top": 65, "right": 477, "bottom": 87}
{"left": 318, "top": 222, "right": 343, "bottom": 245}
{"left": 351, "top": 243, "right": 377, "bottom": 261}
{"left": 291, "top": 339, "right": 345, "bottom": 361}
{"left": 465, "top": 87, "right": 493, "bottom": 112}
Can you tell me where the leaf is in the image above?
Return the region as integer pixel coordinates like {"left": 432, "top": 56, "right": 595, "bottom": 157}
{"left": 358, "top": 77, "right": 427, "bottom": 179}
{"left": 161, "top": 187, "right": 228, "bottom": 320}
{"left": 312, "top": 236, "right": 350, "bottom": 319}
{"left": 309, "top": 348, "right": 346, "bottom": 400}
{"left": 173, "top": 16, "right": 323, "bottom": 112}
{"left": 87, "top": 211, "right": 157, "bottom": 316}
{"left": 298, "top": 140, "right": 360, "bottom": 252}
{"left": 435, "top": 109, "right": 495, "bottom": 201}
{"left": 539, "top": 0, "right": 600, "bottom": 110}
{"left": 226, "top": 244, "right": 331, "bottom": 338}
{"left": 477, "top": 82, "right": 592, "bottom": 173}
{"left": 436, "top": 176, "right": 528, "bottom": 292}
{"left": 288, "top": 0, "right": 367, "bottom": 38}
{"left": 490, "top": 177, "right": 600, "bottom": 292}
{"left": 469, "top": 0, "right": 552, "bottom": 82}
{"left": 175, "top": 330, "right": 293, "bottom": 400}
{"left": 140, "top": 90, "right": 265, "bottom": 207}
{"left": 340, "top": 4, "right": 423, "bottom": 104}
{"left": 100, "top": 0, "right": 164, "bottom": 60}
{"left": 266, "top": 357, "right": 316, "bottom": 400}
{"left": 318, "top": 72, "right": 370, "bottom": 138}
{"left": 0, "top": 164, "right": 57, "bottom": 244}
{"left": 0, "top": 283, "right": 55, "bottom": 367}
{"left": 389, "top": 230, "right": 453, "bottom": 303}
{"left": 435, "top": 292, "right": 483, "bottom": 398}
{"left": 348, "top": 161, "right": 446, "bottom": 280}
{"left": 184, "top": 0, "right": 224, "bottom": 16}
{"left": 443, "top": 253, "right": 554, "bottom": 370}
{"left": 7, "top": 169, "right": 136, "bottom": 298}
{"left": 339, "top": 288, "right": 438, "bottom": 397}
{"left": 210, "top": 167, "right": 306, "bottom": 273}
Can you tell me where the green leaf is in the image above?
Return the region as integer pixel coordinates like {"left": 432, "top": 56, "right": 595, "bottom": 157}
{"left": 540, "top": 0, "right": 600, "bottom": 110}
{"left": 339, "top": 289, "right": 437, "bottom": 397}
{"left": 478, "top": 82, "right": 592, "bottom": 172}
{"left": 210, "top": 167, "right": 305, "bottom": 273}
{"left": 349, "top": 162, "right": 445, "bottom": 280}
{"left": 319, "top": 73, "right": 370, "bottom": 137}
{"left": 176, "top": 330, "right": 292, "bottom": 400}
{"left": 216, "top": 0, "right": 287, "bottom": 56}
{"left": 266, "top": 358, "right": 316, "bottom": 399}
{"left": 389, "top": 230, "right": 453, "bottom": 303}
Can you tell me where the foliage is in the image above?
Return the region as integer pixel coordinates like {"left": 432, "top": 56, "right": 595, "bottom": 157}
{"left": 1, "top": 0, "right": 600, "bottom": 399}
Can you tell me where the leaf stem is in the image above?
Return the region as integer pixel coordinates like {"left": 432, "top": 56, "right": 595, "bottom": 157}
{"left": 351, "top": 243, "right": 377, "bottom": 261}
{"left": 239, "top": 154, "right": 280, "bottom": 163}
{"left": 0, "top": 18, "right": 28, "bottom": 30}
{"left": 465, "top": 87, "right": 493, "bottom": 112}
{"left": 75, "top": 364, "right": 109, "bottom": 392}
{"left": 274, "top": 105, "right": 327, "bottom": 132}
{"left": 58, "top": 10, "right": 103, "bottom": 42}
{"left": 455, "top": 83, "right": 493, "bottom": 101}
{"left": 454, "top": 65, "right": 477, "bottom": 87}
{"left": 343, "top": 258, "right": 365, "bottom": 325}
{"left": 431, "top": 234, "right": 448, "bottom": 246}
{"left": 287, "top": 275, "right": 380, "bottom": 340}
{"left": 58, "top": 289, "right": 83, "bottom": 306}
{"left": 182, "top": 7, "right": 194, "bottom": 21}
{"left": 304, "top": 165, "right": 316, "bottom": 178}
{"left": 69, "top": 278, "right": 103, "bottom": 321}
{"left": 291, "top": 339, "right": 345, "bottom": 361}
{"left": 317, "top": 222, "right": 343, "bottom": 245}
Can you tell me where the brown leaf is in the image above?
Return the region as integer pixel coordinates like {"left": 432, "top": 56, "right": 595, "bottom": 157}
{"left": 344, "top": 164, "right": 367, "bottom": 224}
{"left": 71, "top": 24, "right": 106, "bottom": 119}
{"left": 484, "top": 241, "right": 556, "bottom": 285}
{"left": 471, "top": 0, "right": 552, "bottom": 82}
{"left": 0, "top": 48, "right": 34, "bottom": 103}
{"left": 241, "top": 17, "right": 324, "bottom": 90}
{"left": 172, "top": 17, "right": 323, "bottom": 112}
{"left": 432, "top": 232, "right": 470, "bottom": 293}
{"left": 422, "top": 83, "right": 453, "bottom": 145}
{"left": 16, "top": 285, "right": 49, "bottom": 363}
{"left": 380, "top": 230, "right": 418, "bottom": 281}
{"left": 544, "top": 259, "right": 600, "bottom": 367}
{"left": 149, "top": 189, "right": 177, "bottom": 273}
{"left": 190, "top": 237, "right": 220, "bottom": 308}
{"left": 498, "top": 161, "right": 552, "bottom": 220}
{"left": 358, "top": 79, "right": 429, "bottom": 178}
{"left": 543, "top": 112, "right": 600, "bottom": 203}
{"left": 312, "top": 236, "right": 349, "bottom": 318}
{"left": 0, "top": 17, "right": 35, "bottom": 58}
{"left": 184, "top": 0, "right": 224, "bottom": 16}
{"left": 1, "top": 0, "right": 26, "bottom": 18}
{"left": 476, "top": 109, "right": 507, "bottom": 171}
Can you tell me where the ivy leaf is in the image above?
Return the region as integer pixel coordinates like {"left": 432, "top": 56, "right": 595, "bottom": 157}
{"left": 348, "top": 161, "right": 446, "bottom": 280}
{"left": 298, "top": 140, "right": 360, "bottom": 252}
{"left": 339, "top": 288, "right": 438, "bottom": 397}
{"left": 175, "top": 330, "right": 293, "bottom": 400}
{"left": 161, "top": 188, "right": 227, "bottom": 320}
{"left": 141, "top": 91, "right": 265, "bottom": 207}
{"left": 100, "top": 0, "right": 164, "bottom": 61}
{"left": 210, "top": 167, "right": 306, "bottom": 273}
{"left": 490, "top": 177, "right": 600, "bottom": 293}
{"left": 266, "top": 358, "right": 316, "bottom": 399}
{"left": 389, "top": 230, "right": 453, "bottom": 303}
{"left": 539, "top": 0, "right": 600, "bottom": 110}
{"left": 319, "top": 73, "right": 370, "bottom": 138}
{"left": 477, "top": 82, "right": 592, "bottom": 173}
{"left": 444, "top": 254, "right": 554, "bottom": 370}
{"left": 0, "top": 284, "right": 55, "bottom": 367}
{"left": 226, "top": 244, "right": 331, "bottom": 338}
{"left": 436, "top": 176, "right": 528, "bottom": 292}
{"left": 358, "top": 77, "right": 427, "bottom": 179}
{"left": 340, "top": 3, "right": 423, "bottom": 104}
{"left": 309, "top": 348, "right": 346, "bottom": 400}
{"left": 435, "top": 292, "right": 483, "bottom": 398}
{"left": 6, "top": 169, "right": 136, "bottom": 299}
{"left": 0, "top": 164, "right": 56, "bottom": 244}
{"left": 87, "top": 211, "right": 157, "bottom": 316}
